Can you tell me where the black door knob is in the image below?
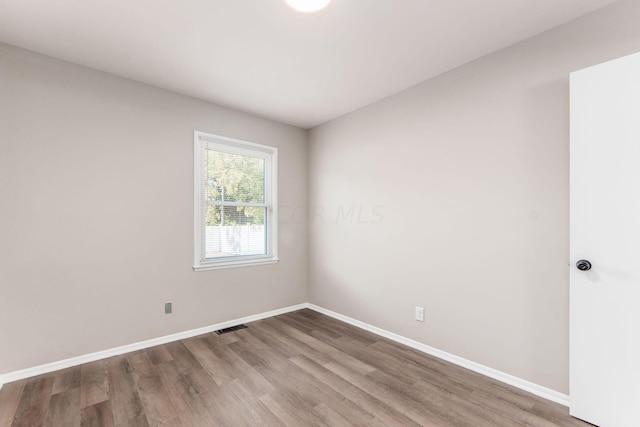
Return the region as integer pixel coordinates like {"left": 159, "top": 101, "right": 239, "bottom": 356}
{"left": 576, "top": 260, "right": 592, "bottom": 271}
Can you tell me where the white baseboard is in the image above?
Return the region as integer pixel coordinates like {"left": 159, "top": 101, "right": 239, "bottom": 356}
{"left": 307, "top": 304, "right": 570, "bottom": 407}
{"left": 0, "top": 301, "right": 570, "bottom": 408}
{"left": 0, "top": 303, "right": 308, "bottom": 388}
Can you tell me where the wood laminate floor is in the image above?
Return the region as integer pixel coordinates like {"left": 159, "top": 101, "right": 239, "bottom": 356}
{"left": 0, "top": 309, "right": 591, "bottom": 427}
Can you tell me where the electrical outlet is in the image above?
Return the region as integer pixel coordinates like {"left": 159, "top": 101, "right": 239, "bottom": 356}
{"left": 415, "top": 306, "right": 425, "bottom": 322}
{"left": 165, "top": 302, "right": 172, "bottom": 314}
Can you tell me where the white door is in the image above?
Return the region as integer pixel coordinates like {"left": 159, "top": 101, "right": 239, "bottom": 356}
{"left": 570, "top": 51, "right": 640, "bottom": 427}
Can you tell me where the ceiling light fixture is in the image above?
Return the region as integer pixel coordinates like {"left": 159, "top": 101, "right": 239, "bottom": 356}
{"left": 285, "top": 0, "right": 330, "bottom": 13}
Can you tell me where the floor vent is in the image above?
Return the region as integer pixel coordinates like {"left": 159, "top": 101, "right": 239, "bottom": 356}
{"left": 215, "top": 324, "right": 248, "bottom": 335}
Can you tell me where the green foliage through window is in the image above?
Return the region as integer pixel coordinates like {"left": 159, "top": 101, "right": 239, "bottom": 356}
{"left": 205, "top": 150, "right": 266, "bottom": 226}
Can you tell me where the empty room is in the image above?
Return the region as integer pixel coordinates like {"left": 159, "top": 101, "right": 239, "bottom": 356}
{"left": 1, "top": 0, "right": 640, "bottom": 426}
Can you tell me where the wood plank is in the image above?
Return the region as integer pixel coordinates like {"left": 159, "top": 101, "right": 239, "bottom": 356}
{"left": 323, "top": 360, "right": 442, "bottom": 426}
{"left": 155, "top": 360, "right": 216, "bottom": 426}
{"left": 339, "top": 335, "right": 475, "bottom": 398}
{"left": 45, "top": 387, "right": 81, "bottom": 427}
{"left": 106, "top": 356, "right": 144, "bottom": 425}
{"left": 258, "top": 393, "right": 303, "bottom": 426}
{"left": 410, "top": 377, "right": 522, "bottom": 427}
{"left": 251, "top": 352, "right": 374, "bottom": 426}
{"left": 220, "top": 378, "right": 284, "bottom": 426}
{"left": 312, "top": 402, "right": 354, "bottom": 427}
{"left": 183, "top": 368, "right": 219, "bottom": 396}
{"left": 128, "top": 352, "right": 179, "bottom": 426}
{"left": 163, "top": 341, "right": 203, "bottom": 375}
{"left": 80, "top": 361, "right": 109, "bottom": 408}
{"left": 291, "top": 309, "right": 378, "bottom": 346}
{"left": 258, "top": 317, "right": 336, "bottom": 365}
{"left": 10, "top": 376, "right": 54, "bottom": 427}
{"left": 80, "top": 400, "right": 115, "bottom": 427}
{"left": 51, "top": 366, "right": 81, "bottom": 395}
{"left": 114, "top": 414, "right": 149, "bottom": 427}
{"left": 145, "top": 346, "right": 173, "bottom": 365}
{"left": 181, "top": 337, "right": 236, "bottom": 385}
{"left": 530, "top": 401, "right": 596, "bottom": 427}
{"left": 289, "top": 354, "right": 421, "bottom": 426}
{"left": 258, "top": 390, "right": 325, "bottom": 426}
{"left": 270, "top": 317, "right": 377, "bottom": 375}
{"left": 0, "top": 381, "right": 25, "bottom": 427}
{"left": 202, "top": 334, "right": 276, "bottom": 397}
{"left": 245, "top": 322, "right": 302, "bottom": 359}
{"left": 464, "top": 385, "right": 560, "bottom": 427}
{"left": 369, "top": 338, "right": 547, "bottom": 409}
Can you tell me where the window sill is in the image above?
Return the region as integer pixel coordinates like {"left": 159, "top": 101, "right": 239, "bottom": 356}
{"left": 193, "top": 257, "right": 279, "bottom": 271}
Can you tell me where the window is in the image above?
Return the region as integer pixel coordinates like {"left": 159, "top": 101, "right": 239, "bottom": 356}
{"left": 193, "top": 131, "right": 278, "bottom": 270}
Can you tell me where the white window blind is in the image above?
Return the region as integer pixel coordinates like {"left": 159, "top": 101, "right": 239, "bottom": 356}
{"left": 194, "top": 131, "right": 278, "bottom": 271}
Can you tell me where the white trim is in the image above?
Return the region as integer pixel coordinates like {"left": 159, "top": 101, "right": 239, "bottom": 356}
{"left": 194, "top": 131, "right": 205, "bottom": 267}
{"left": 193, "top": 130, "right": 278, "bottom": 271}
{"left": 270, "top": 150, "right": 278, "bottom": 263}
{"left": 0, "top": 302, "right": 570, "bottom": 407}
{"left": 207, "top": 201, "right": 269, "bottom": 208}
{"left": 193, "top": 256, "right": 279, "bottom": 271}
{"left": 0, "top": 303, "right": 307, "bottom": 388}
{"left": 307, "top": 304, "right": 570, "bottom": 407}
{"left": 197, "top": 131, "right": 275, "bottom": 155}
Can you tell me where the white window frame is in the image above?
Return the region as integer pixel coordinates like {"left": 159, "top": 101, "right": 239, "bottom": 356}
{"left": 193, "top": 131, "right": 278, "bottom": 271}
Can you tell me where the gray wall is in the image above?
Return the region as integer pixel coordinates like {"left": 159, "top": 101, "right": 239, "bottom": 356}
{"left": 308, "top": 0, "right": 640, "bottom": 394}
{"left": 0, "top": 43, "right": 308, "bottom": 375}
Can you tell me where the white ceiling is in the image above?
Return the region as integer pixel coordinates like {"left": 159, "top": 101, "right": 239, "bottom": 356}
{"left": 0, "top": 0, "right": 618, "bottom": 128}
